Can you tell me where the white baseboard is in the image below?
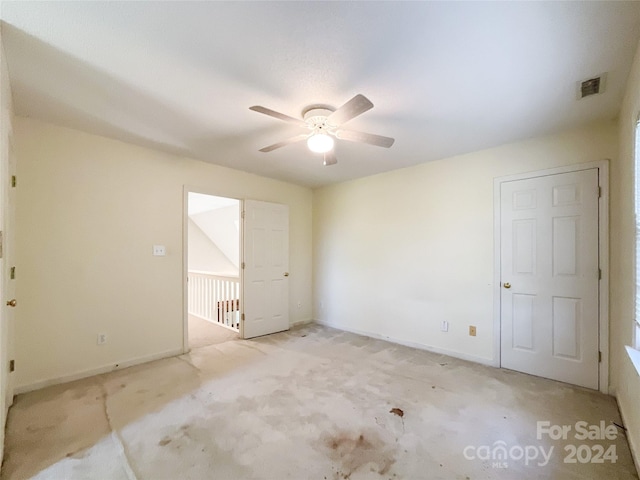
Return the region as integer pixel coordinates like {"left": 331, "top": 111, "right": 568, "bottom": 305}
{"left": 314, "top": 319, "right": 494, "bottom": 367}
{"left": 616, "top": 393, "right": 640, "bottom": 476}
{"left": 14, "top": 348, "right": 184, "bottom": 395}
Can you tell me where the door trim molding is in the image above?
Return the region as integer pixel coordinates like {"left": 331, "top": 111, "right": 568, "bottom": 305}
{"left": 492, "top": 160, "right": 610, "bottom": 393}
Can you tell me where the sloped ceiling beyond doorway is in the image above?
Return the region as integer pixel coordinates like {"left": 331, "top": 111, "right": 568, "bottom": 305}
{"left": 190, "top": 207, "right": 240, "bottom": 270}
{"left": 188, "top": 193, "right": 240, "bottom": 271}
{"left": 187, "top": 219, "right": 237, "bottom": 276}
{"left": 1, "top": 2, "right": 639, "bottom": 187}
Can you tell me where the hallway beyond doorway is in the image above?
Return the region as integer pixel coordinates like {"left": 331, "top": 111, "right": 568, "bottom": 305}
{"left": 188, "top": 315, "right": 239, "bottom": 349}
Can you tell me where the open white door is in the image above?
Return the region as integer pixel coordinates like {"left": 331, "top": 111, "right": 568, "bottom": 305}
{"left": 4, "top": 139, "right": 15, "bottom": 408}
{"left": 500, "top": 168, "right": 600, "bottom": 389}
{"left": 242, "top": 200, "right": 289, "bottom": 339}
{"left": 0, "top": 134, "right": 16, "bottom": 463}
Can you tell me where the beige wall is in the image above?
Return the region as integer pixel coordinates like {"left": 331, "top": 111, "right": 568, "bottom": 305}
{"left": 613, "top": 38, "right": 640, "bottom": 466}
{"left": 313, "top": 121, "right": 617, "bottom": 364}
{"left": 14, "top": 117, "right": 313, "bottom": 392}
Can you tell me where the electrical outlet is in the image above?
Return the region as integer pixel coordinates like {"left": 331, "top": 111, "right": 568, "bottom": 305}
{"left": 97, "top": 333, "right": 107, "bottom": 345}
{"left": 152, "top": 245, "right": 166, "bottom": 256}
{"left": 469, "top": 326, "right": 477, "bottom": 337}
{"left": 441, "top": 320, "right": 449, "bottom": 332}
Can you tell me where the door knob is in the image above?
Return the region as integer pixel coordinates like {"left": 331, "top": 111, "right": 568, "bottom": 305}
{"left": 6, "top": 299, "right": 16, "bottom": 307}
{"left": 284, "top": 272, "right": 289, "bottom": 277}
{"left": 503, "top": 283, "right": 511, "bottom": 289}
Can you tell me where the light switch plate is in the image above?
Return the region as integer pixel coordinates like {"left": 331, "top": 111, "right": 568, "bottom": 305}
{"left": 153, "top": 245, "right": 166, "bottom": 256}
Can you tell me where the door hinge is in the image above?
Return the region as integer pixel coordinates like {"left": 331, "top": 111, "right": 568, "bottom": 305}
{"left": 241, "top": 262, "right": 245, "bottom": 269}
{"left": 598, "top": 186, "right": 602, "bottom": 198}
{"left": 0, "top": 231, "right": 3, "bottom": 259}
{"left": 241, "top": 210, "right": 245, "bottom": 219}
{"left": 10, "top": 266, "right": 15, "bottom": 280}
{"left": 9, "top": 359, "right": 14, "bottom": 372}
{"left": 241, "top": 313, "right": 245, "bottom": 321}
{"left": 599, "top": 351, "right": 602, "bottom": 363}
{"left": 11, "top": 176, "right": 16, "bottom": 188}
{"left": 598, "top": 268, "right": 602, "bottom": 280}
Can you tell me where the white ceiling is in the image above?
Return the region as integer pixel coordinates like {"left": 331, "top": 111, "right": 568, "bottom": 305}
{"left": 1, "top": 2, "right": 639, "bottom": 188}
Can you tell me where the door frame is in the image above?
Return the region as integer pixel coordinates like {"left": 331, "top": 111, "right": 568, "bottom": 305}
{"left": 182, "top": 185, "right": 243, "bottom": 353}
{"left": 492, "top": 160, "right": 610, "bottom": 393}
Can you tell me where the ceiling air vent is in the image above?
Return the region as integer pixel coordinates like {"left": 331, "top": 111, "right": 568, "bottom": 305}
{"left": 578, "top": 73, "right": 606, "bottom": 99}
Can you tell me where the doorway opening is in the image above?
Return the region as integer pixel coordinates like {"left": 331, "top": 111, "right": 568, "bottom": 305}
{"left": 186, "top": 192, "right": 241, "bottom": 349}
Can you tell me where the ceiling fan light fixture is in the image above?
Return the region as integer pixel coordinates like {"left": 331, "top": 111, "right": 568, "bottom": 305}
{"left": 251, "top": 94, "right": 394, "bottom": 166}
{"left": 307, "top": 133, "right": 334, "bottom": 153}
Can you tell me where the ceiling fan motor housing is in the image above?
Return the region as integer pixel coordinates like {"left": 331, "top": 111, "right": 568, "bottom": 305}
{"left": 303, "top": 107, "right": 336, "bottom": 134}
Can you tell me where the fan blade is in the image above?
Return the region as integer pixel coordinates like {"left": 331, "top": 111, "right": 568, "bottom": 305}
{"left": 327, "top": 94, "right": 373, "bottom": 126}
{"left": 335, "top": 129, "right": 395, "bottom": 148}
{"left": 250, "top": 106, "right": 306, "bottom": 127}
{"left": 259, "top": 134, "right": 309, "bottom": 152}
{"left": 323, "top": 150, "right": 337, "bottom": 166}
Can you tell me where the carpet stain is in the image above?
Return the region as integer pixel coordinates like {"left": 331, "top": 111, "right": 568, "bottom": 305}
{"left": 158, "top": 436, "right": 172, "bottom": 446}
{"left": 389, "top": 408, "right": 404, "bottom": 418}
{"left": 322, "top": 429, "right": 395, "bottom": 478}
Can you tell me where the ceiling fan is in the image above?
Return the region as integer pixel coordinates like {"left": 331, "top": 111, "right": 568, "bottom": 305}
{"left": 249, "top": 94, "right": 394, "bottom": 166}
